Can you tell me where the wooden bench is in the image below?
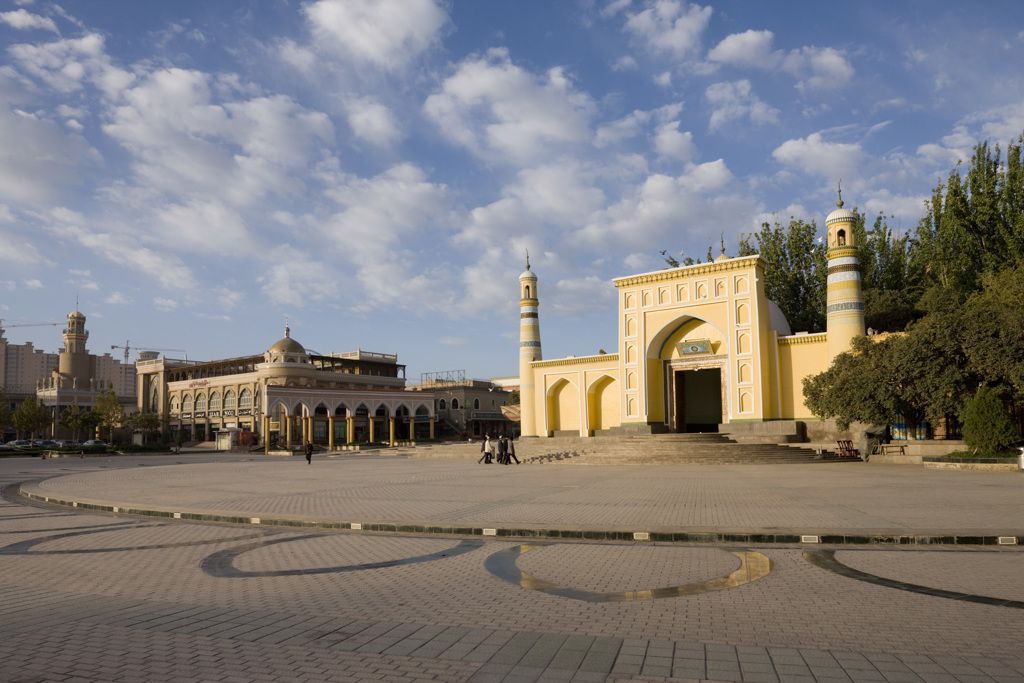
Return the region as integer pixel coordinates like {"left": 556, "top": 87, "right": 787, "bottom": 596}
{"left": 836, "top": 440, "right": 860, "bottom": 458}
{"left": 873, "top": 443, "right": 905, "bottom": 456}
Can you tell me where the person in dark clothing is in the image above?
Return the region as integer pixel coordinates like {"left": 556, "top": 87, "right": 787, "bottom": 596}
{"left": 498, "top": 435, "right": 508, "bottom": 464}
{"left": 304, "top": 441, "right": 313, "bottom": 465}
{"left": 506, "top": 436, "right": 520, "bottom": 464}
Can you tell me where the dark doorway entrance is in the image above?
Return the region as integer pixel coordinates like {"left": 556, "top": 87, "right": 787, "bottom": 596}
{"left": 673, "top": 368, "right": 722, "bottom": 433}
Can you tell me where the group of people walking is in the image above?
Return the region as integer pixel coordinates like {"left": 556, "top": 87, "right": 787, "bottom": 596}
{"left": 478, "top": 433, "right": 519, "bottom": 465}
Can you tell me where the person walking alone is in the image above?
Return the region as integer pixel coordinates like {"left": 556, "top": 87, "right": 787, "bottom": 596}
{"left": 478, "top": 434, "right": 491, "bottom": 464}
{"left": 305, "top": 441, "right": 313, "bottom": 465}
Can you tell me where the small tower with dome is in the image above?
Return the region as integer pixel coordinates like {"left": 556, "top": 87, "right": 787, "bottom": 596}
{"left": 825, "top": 183, "right": 866, "bottom": 362}
{"left": 56, "top": 309, "right": 92, "bottom": 389}
{"left": 518, "top": 254, "right": 542, "bottom": 438}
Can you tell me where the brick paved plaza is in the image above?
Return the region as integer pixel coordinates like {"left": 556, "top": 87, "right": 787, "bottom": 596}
{"left": 1, "top": 452, "right": 1022, "bottom": 682}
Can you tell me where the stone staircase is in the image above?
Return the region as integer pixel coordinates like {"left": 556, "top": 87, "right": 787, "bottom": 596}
{"left": 518, "top": 433, "right": 860, "bottom": 465}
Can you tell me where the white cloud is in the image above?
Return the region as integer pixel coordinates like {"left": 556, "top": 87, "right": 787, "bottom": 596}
{"left": 962, "top": 100, "right": 1024, "bottom": 148}
{"left": 153, "top": 298, "right": 179, "bottom": 311}
{"left": 623, "top": 0, "right": 713, "bottom": 58}
{"left": 257, "top": 245, "right": 340, "bottom": 308}
{"left": 612, "top": 55, "right": 638, "bottom": 71}
{"left": 781, "top": 46, "right": 854, "bottom": 93}
{"left": 706, "top": 29, "right": 778, "bottom": 68}
{"left": 0, "top": 9, "right": 58, "bottom": 32}
{"left": 595, "top": 109, "right": 651, "bottom": 147}
{"left": 0, "top": 97, "right": 97, "bottom": 205}
{"left": 102, "top": 68, "right": 333, "bottom": 204}
{"left": 44, "top": 208, "right": 194, "bottom": 290}
{"left": 345, "top": 97, "right": 402, "bottom": 147}
{"left": 438, "top": 336, "right": 467, "bottom": 346}
{"left": 216, "top": 287, "right": 243, "bottom": 310}
{"left": 652, "top": 120, "right": 697, "bottom": 161}
{"left": 23, "top": 279, "right": 44, "bottom": 290}
{"left": 8, "top": 33, "right": 132, "bottom": 96}
{"left": 550, "top": 276, "right": 617, "bottom": 318}
{"left": 105, "top": 291, "right": 132, "bottom": 305}
{"left": 772, "top": 132, "right": 866, "bottom": 180}
{"left": 423, "top": 48, "right": 595, "bottom": 165}
{"left": 601, "top": 0, "right": 633, "bottom": 18}
{"left": 151, "top": 199, "right": 253, "bottom": 253}
{"left": 705, "top": 80, "right": 780, "bottom": 131}
{"left": 459, "top": 161, "right": 605, "bottom": 248}
{"left": 576, "top": 159, "right": 741, "bottom": 249}
{"left": 303, "top": 0, "right": 449, "bottom": 70}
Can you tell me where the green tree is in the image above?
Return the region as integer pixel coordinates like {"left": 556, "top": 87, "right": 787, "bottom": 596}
{"left": 505, "top": 389, "right": 520, "bottom": 406}
{"left": 803, "top": 323, "right": 969, "bottom": 439}
{"left": 740, "top": 217, "right": 827, "bottom": 333}
{"left": 0, "top": 387, "right": 12, "bottom": 436}
{"left": 93, "top": 383, "right": 124, "bottom": 444}
{"left": 962, "top": 386, "right": 1017, "bottom": 456}
{"left": 954, "top": 264, "right": 1024, "bottom": 435}
{"left": 912, "top": 134, "right": 1024, "bottom": 301}
{"left": 59, "top": 400, "right": 97, "bottom": 442}
{"left": 12, "top": 395, "right": 50, "bottom": 441}
{"left": 127, "top": 411, "right": 161, "bottom": 444}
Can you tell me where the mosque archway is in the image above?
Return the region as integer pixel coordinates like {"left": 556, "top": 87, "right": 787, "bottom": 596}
{"left": 587, "top": 375, "right": 620, "bottom": 433}
{"left": 546, "top": 378, "right": 580, "bottom": 435}
{"left": 646, "top": 314, "right": 729, "bottom": 433}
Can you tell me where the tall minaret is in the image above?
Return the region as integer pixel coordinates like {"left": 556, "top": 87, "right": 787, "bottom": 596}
{"left": 825, "top": 184, "right": 866, "bottom": 362}
{"left": 57, "top": 309, "right": 92, "bottom": 389}
{"left": 518, "top": 255, "right": 542, "bottom": 438}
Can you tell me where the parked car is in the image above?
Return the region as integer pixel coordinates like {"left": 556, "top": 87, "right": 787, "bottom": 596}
{"left": 56, "top": 440, "right": 81, "bottom": 447}
{"left": 36, "top": 440, "right": 58, "bottom": 448}
{"left": 82, "top": 439, "right": 107, "bottom": 447}
{"left": 8, "top": 440, "right": 33, "bottom": 449}
{"left": 0, "top": 442, "right": 12, "bottom": 450}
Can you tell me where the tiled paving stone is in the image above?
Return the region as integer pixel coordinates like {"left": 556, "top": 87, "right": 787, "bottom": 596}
{"left": 2, "top": 455, "right": 1024, "bottom": 682}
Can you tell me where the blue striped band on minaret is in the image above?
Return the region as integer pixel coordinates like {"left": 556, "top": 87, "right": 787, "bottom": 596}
{"left": 825, "top": 186, "right": 865, "bottom": 362}
{"left": 518, "top": 257, "right": 541, "bottom": 437}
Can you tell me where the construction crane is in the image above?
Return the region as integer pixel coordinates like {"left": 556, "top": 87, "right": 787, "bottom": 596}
{"left": 0, "top": 319, "right": 60, "bottom": 336}
{"left": 111, "top": 341, "right": 187, "bottom": 363}
{"left": 0, "top": 319, "right": 60, "bottom": 329}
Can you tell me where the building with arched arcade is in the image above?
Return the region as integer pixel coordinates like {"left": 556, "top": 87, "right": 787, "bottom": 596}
{"left": 136, "top": 325, "right": 435, "bottom": 448}
{"left": 519, "top": 193, "right": 864, "bottom": 440}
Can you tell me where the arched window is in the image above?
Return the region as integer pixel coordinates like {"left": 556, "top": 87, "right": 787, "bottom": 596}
{"left": 170, "top": 397, "right": 179, "bottom": 413}
{"left": 195, "top": 393, "right": 207, "bottom": 411}
{"left": 209, "top": 392, "right": 221, "bottom": 410}
{"left": 182, "top": 394, "right": 193, "bottom": 412}
{"left": 439, "top": 399, "right": 447, "bottom": 410}
{"left": 451, "top": 398, "right": 459, "bottom": 410}
{"left": 239, "top": 389, "right": 252, "bottom": 409}
{"left": 224, "top": 390, "right": 237, "bottom": 410}
{"left": 474, "top": 398, "right": 480, "bottom": 409}
{"left": 150, "top": 378, "right": 159, "bottom": 411}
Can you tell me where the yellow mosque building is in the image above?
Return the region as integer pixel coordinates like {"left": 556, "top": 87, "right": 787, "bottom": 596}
{"left": 519, "top": 192, "right": 864, "bottom": 441}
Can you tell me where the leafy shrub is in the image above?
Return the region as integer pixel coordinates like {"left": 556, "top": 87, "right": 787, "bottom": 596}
{"left": 962, "top": 386, "right": 1017, "bottom": 456}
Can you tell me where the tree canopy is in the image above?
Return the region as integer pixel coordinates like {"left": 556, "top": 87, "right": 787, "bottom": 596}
{"left": 93, "top": 383, "right": 124, "bottom": 443}
{"left": 12, "top": 395, "right": 50, "bottom": 440}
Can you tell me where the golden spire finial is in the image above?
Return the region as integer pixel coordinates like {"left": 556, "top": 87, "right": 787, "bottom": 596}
{"left": 525, "top": 249, "right": 531, "bottom": 270}
{"left": 837, "top": 179, "right": 844, "bottom": 208}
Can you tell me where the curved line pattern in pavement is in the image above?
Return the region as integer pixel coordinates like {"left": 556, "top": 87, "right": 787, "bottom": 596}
{"left": 485, "top": 544, "right": 773, "bottom": 602}
{"left": 200, "top": 535, "right": 484, "bottom": 578}
{"left": 0, "top": 524, "right": 274, "bottom": 555}
{"left": 803, "top": 549, "right": 1024, "bottom": 610}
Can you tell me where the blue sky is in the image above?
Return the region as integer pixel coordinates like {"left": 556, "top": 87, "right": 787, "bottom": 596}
{"left": 2, "top": 0, "right": 1023, "bottom": 383}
